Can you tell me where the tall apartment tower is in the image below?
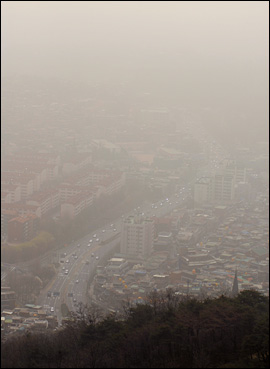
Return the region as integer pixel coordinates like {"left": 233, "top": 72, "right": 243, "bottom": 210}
{"left": 213, "top": 174, "right": 235, "bottom": 203}
{"left": 220, "top": 159, "right": 246, "bottom": 183}
{"left": 120, "top": 216, "right": 154, "bottom": 257}
{"left": 194, "top": 177, "right": 213, "bottom": 205}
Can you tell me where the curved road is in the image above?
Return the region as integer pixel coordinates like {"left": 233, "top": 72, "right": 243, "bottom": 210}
{"left": 36, "top": 186, "right": 192, "bottom": 324}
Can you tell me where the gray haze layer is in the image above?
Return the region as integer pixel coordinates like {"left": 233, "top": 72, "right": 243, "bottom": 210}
{"left": 1, "top": 1, "right": 269, "bottom": 144}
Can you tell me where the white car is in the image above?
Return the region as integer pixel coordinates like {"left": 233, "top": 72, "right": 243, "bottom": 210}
{"left": 76, "top": 280, "right": 79, "bottom": 284}
{"left": 95, "top": 256, "right": 99, "bottom": 260}
{"left": 102, "top": 229, "right": 106, "bottom": 233}
{"left": 51, "top": 307, "right": 54, "bottom": 312}
{"left": 96, "top": 238, "right": 99, "bottom": 242}
{"left": 93, "top": 234, "right": 97, "bottom": 238}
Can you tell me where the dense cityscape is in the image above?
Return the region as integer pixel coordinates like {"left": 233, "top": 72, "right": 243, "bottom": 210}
{"left": 1, "top": 75, "right": 268, "bottom": 337}
{"left": 1, "top": 2, "right": 268, "bottom": 368}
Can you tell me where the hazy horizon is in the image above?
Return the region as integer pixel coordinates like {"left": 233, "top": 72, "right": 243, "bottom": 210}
{"left": 1, "top": 1, "right": 269, "bottom": 143}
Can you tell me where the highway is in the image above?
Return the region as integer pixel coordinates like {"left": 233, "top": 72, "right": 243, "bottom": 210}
{"left": 36, "top": 185, "right": 192, "bottom": 324}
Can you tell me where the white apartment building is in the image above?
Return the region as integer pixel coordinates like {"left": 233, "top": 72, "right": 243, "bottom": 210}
{"left": 1, "top": 184, "right": 21, "bottom": 203}
{"left": 60, "top": 192, "right": 93, "bottom": 219}
{"left": 98, "top": 173, "right": 126, "bottom": 196}
{"left": 27, "top": 190, "right": 60, "bottom": 217}
{"left": 194, "top": 177, "right": 212, "bottom": 205}
{"left": 120, "top": 216, "right": 154, "bottom": 257}
{"left": 213, "top": 174, "right": 235, "bottom": 203}
{"left": 194, "top": 174, "right": 235, "bottom": 205}
{"left": 219, "top": 159, "right": 246, "bottom": 183}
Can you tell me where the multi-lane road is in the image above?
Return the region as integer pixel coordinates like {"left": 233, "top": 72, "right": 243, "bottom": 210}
{"left": 36, "top": 186, "right": 191, "bottom": 324}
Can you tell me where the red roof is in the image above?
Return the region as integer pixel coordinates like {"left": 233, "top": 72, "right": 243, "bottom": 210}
{"left": 9, "top": 213, "right": 38, "bottom": 224}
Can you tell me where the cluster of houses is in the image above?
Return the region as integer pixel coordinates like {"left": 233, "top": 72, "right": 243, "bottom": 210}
{"left": 1, "top": 298, "right": 58, "bottom": 340}
{"left": 90, "top": 191, "right": 269, "bottom": 313}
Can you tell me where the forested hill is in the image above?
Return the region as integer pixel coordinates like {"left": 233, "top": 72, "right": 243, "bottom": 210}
{"left": 1, "top": 290, "right": 269, "bottom": 368}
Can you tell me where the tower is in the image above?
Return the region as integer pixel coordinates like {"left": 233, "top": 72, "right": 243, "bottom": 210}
{"left": 120, "top": 215, "right": 154, "bottom": 257}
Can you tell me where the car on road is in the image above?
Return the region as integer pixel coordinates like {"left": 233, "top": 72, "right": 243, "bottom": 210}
{"left": 66, "top": 259, "right": 69, "bottom": 263}
{"left": 96, "top": 256, "right": 99, "bottom": 260}
{"left": 65, "top": 270, "right": 69, "bottom": 275}
{"left": 77, "top": 244, "right": 80, "bottom": 247}
{"left": 76, "top": 280, "right": 79, "bottom": 284}
{"left": 93, "top": 234, "right": 97, "bottom": 238}
{"left": 86, "top": 260, "right": 89, "bottom": 264}
{"left": 89, "top": 239, "right": 93, "bottom": 243}
{"left": 74, "top": 255, "right": 78, "bottom": 259}
{"left": 96, "top": 238, "right": 99, "bottom": 242}
{"left": 73, "top": 298, "right": 77, "bottom": 302}
{"left": 51, "top": 307, "right": 54, "bottom": 312}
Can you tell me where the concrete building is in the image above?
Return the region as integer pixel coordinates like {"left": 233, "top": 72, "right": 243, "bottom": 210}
{"left": 1, "top": 184, "right": 21, "bottom": 203}
{"left": 26, "top": 190, "right": 60, "bottom": 217}
{"left": 219, "top": 159, "right": 246, "bottom": 183}
{"left": 194, "top": 174, "right": 235, "bottom": 205}
{"left": 60, "top": 192, "right": 93, "bottom": 219}
{"left": 213, "top": 174, "right": 235, "bottom": 203}
{"left": 105, "top": 258, "right": 129, "bottom": 276}
{"left": 1, "top": 209, "right": 17, "bottom": 236}
{"left": 7, "top": 214, "right": 39, "bottom": 243}
{"left": 121, "top": 216, "right": 154, "bottom": 257}
{"left": 1, "top": 202, "right": 42, "bottom": 219}
{"left": 194, "top": 177, "right": 212, "bottom": 205}
{"left": 1, "top": 287, "right": 16, "bottom": 311}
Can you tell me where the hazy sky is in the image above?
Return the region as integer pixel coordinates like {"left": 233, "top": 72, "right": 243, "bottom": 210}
{"left": 1, "top": 1, "right": 269, "bottom": 142}
{"left": 2, "top": 1, "right": 268, "bottom": 80}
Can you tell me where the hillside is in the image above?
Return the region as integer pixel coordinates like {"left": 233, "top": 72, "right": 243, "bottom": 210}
{"left": 1, "top": 290, "right": 268, "bottom": 368}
